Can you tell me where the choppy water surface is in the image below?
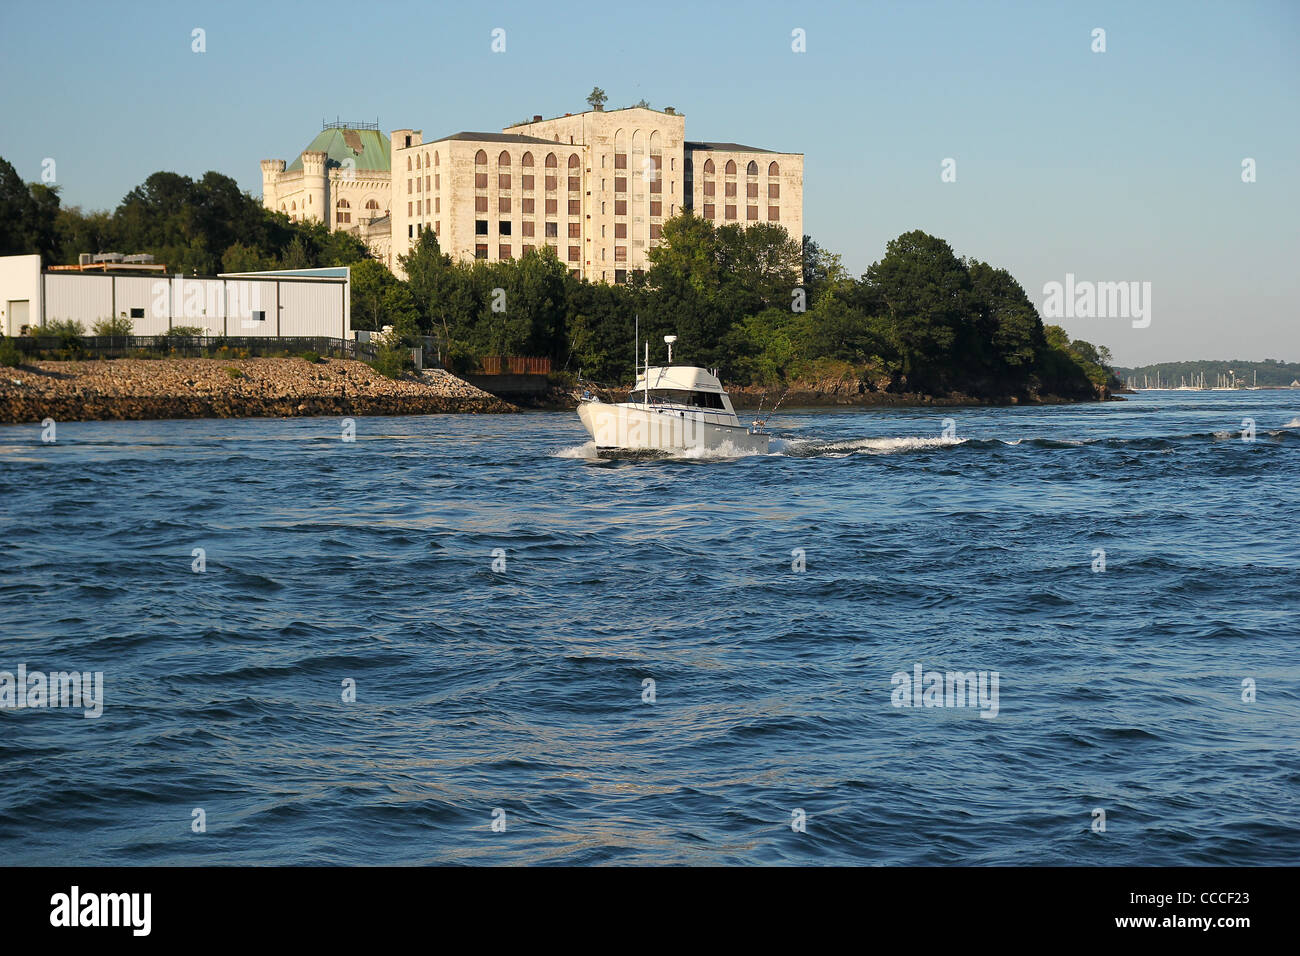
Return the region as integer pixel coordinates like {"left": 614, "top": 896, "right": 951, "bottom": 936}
{"left": 1, "top": 390, "right": 1297, "bottom": 865}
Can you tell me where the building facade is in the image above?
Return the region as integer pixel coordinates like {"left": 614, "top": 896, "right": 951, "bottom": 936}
{"left": 0, "top": 254, "right": 351, "bottom": 338}
{"left": 263, "top": 107, "right": 802, "bottom": 283}
{"left": 261, "top": 123, "right": 392, "bottom": 265}
{"left": 388, "top": 106, "right": 802, "bottom": 282}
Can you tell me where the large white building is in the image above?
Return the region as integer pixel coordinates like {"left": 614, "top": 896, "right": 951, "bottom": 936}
{"left": 263, "top": 105, "right": 803, "bottom": 282}
{"left": 0, "top": 254, "right": 351, "bottom": 338}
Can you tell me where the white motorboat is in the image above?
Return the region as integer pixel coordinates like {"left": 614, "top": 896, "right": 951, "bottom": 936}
{"left": 577, "top": 335, "right": 770, "bottom": 457}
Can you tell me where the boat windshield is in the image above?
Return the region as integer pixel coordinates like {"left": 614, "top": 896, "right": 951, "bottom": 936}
{"left": 631, "top": 388, "right": 725, "bottom": 410}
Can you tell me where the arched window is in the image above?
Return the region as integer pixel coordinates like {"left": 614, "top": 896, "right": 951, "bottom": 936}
{"left": 703, "top": 158, "right": 714, "bottom": 174}
{"left": 406, "top": 157, "right": 411, "bottom": 170}
{"left": 545, "top": 153, "right": 558, "bottom": 168}
{"left": 434, "top": 151, "right": 439, "bottom": 166}
{"left": 499, "top": 150, "right": 511, "bottom": 166}
{"left": 290, "top": 201, "right": 296, "bottom": 210}
{"left": 475, "top": 150, "right": 488, "bottom": 165}
{"left": 424, "top": 151, "right": 429, "bottom": 168}
{"left": 521, "top": 152, "right": 533, "bottom": 167}
{"left": 365, "top": 199, "right": 379, "bottom": 210}
{"left": 746, "top": 161, "right": 758, "bottom": 175}
{"left": 725, "top": 160, "right": 736, "bottom": 174}
{"left": 337, "top": 199, "right": 350, "bottom": 208}
{"left": 415, "top": 154, "right": 421, "bottom": 169}
{"left": 768, "top": 161, "right": 780, "bottom": 176}
{"left": 568, "top": 153, "right": 580, "bottom": 168}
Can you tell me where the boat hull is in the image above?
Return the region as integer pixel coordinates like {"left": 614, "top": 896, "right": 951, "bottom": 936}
{"left": 577, "top": 401, "right": 769, "bottom": 456}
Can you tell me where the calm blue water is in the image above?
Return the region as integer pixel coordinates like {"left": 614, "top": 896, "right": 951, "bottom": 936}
{"left": 1, "top": 390, "right": 1298, "bottom": 865}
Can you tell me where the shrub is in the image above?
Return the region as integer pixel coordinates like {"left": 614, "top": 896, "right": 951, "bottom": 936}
{"left": 225, "top": 367, "right": 244, "bottom": 379}
{"left": 299, "top": 351, "right": 321, "bottom": 364}
{"left": 368, "top": 343, "right": 410, "bottom": 379}
{"left": 92, "top": 316, "right": 133, "bottom": 336}
{"left": 0, "top": 337, "right": 21, "bottom": 368}
{"left": 166, "top": 326, "right": 205, "bottom": 338}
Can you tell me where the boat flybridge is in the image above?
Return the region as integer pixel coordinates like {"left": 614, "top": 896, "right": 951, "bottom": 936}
{"left": 577, "top": 334, "right": 770, "bottom": 457}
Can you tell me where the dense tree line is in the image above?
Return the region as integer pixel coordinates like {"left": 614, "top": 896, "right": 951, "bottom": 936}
{"left": 1, "top": 155, "right": 1118, "bottom": 398}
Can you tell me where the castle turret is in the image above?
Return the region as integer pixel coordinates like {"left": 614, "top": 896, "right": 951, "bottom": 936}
{"left": 300, "top": 150, "right": 329, "bottom": 224}
{"left": 260, "top": 159, "right": 286, "bottom": 210}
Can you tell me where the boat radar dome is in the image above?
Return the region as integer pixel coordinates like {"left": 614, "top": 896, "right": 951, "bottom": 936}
{"left": 664, "top": 335, "right": 677, "bottom": 362}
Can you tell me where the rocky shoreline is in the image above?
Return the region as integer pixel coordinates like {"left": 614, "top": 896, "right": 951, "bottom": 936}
{"left": 0, "top": 358, "right": 517, "bottom": 424}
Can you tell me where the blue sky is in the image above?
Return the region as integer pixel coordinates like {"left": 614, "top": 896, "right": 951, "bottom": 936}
{"left": 1, "top": 0, "right": 1296, "bottom": 365}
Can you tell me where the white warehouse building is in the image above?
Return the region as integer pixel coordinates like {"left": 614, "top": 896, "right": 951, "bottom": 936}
{"left": 0, "top": 254, "right": 351, "bottom": 339}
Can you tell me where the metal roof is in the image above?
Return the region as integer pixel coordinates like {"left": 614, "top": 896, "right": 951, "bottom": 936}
{"left": 430, "top": 131, "right": 563, "bottom": 146}
{"left": 285, "top": 127, "right": 391, "bottom": 173}
{"left": 685, "top": 140, "right": 791, "bottom": 154}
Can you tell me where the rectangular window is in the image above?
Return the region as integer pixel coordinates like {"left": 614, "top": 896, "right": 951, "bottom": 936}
{"left": 475, "top": 220, "right": 489, "bottom": 235}
{"left": 499, "top": 197, "right": 510, "bottom": 213}
{"left": 435, "top": 221, "right": 440, "bottom": 234}
{"left": 650, "top": 201, "right": 662, "bottom": 217}
{"left": 768, "top": 206, "right": 780, "bottom": 220}
{"left": 703, "top": 203, "right": 715, "bottom": 219}
{"left": 615, "top": 200, "right": 627, "bottom": 216}
{"left": 747, "top": 182, "right": 758, "bottom": 198}
{"left": 425, "top": 175, "right": 430, "bottom": 191}
{"left": 416, "top": 178, "right": 422, "bottom": 192}
{"left": 545, "top": 198, "right": 558, "bottom": 215}
{"left": 614, "top": 246, "right": 627, "bottom": 262}
{"left": 704, "top": 182, "right": 715, "bottom": 197}
{"left": 522, "top": 174, "right": 534, "bottom": 191}
{"left": 768, "top": 182, "right": 780, "bottom": 198}
{"left": 475, "top": 172, "right": 488, "bottom": 189}
{"left": 522, "top": 198, "right": 535, "bottom": 214}
{"left": 130, "top": 307, "right": 144, "bottom": 319}
{"left": 408, "top": 225, "right": 414, "bottom": 237}
{"left": 615, "top": 154, "right": 627, "bottom": 169}
{"left": 568, "top": 222, "right": 581, "bottom": 238}
{"left": 747, "top": 206, "right": 758, "bottom": 220}
{"left": 251, "top": 310, "right": 266, "bottom": 322}
{"left": 568, "top": 176, "right": 580, "bottom": 191}
{"left": 545, "top": 221, "right": 558, "bottom": 237}
{"left": 500, "top": 244, "right": 512, "bottom": 259}
{"left": 499, "top": 174, "right": 511, "bottom": 189}
{"left": 725, "top": 182, "right": 737, "bottom": 197}
{"left": 407, "top": 180, "right": 412, "bottom": 194}
{"left": 545, "top": 175, "right": 557, "bottom": 190}
{"left": 650, "top": 223, "right": 662, "bottom": 240}
{"left": 615, "top": 223, "right": 627, "bottom": 238}
{"left": 568, "top": 246, "right": 580, "bottom": 261}
{"left": 650, "top": 179, "right": 662, "bottom": 194}
{"left": 522, "top": 244, "right": 534, "bottom": 256}
{"left": 568, "top": 199, "right": 581, "bottom": 215}
{"left": 615, "top": 177, "right": 627, "bottom": 193}
{"left": 407, "top": 202, "right": 413, "bottom": 215}
{"left": 475, "top": 196, "right": 488, "bottom": 212}
{"left": 435, "top": 174, "right": 440, "bottom": 189}
{"left": 615, "top": 269, "right": 627, "bottom": 283}
{"left": 475, "top": 244, "right": 488, "bottom": 259}
{"left": 725, "top": 205, "right": 736, "bottom": 220}
{"left": 522, "top": 221, "right": 535, "bottom": 237}
{"left": 499, "top": 221, "right": 512, "bottom": 235}
{"left": 435, "top": 198, "right": 440, "bottom": 213}
{"left": 415, "top": 201, "right": 421, "bottom": 215}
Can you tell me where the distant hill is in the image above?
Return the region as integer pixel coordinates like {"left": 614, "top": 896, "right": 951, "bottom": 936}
{"left": 1113, "top": 359, "right": 1300, "bottom": 388}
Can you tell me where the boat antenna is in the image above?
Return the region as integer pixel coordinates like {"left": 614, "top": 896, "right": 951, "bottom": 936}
{"left": 664, "top": 334, "right": 676, "bottom": 364}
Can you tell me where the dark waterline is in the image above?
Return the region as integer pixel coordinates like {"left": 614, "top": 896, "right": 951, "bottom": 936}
{"left": 1, "top": 390, "right": 1298, "bottom": 864}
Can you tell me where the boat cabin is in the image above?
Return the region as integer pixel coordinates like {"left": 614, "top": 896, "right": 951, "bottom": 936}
{"left": 628, "top": 366, "right": 739, "bottom": 417}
